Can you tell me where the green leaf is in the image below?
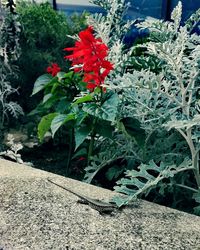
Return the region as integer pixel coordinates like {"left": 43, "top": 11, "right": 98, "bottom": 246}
{"left": 64, "top": 71, "right": 74, "bottom": 78}
{"left": 42, "top": 95, "right": 59, "bottom": 110}
{"left": 83, "top": 93, "right": 119, "bottom": 122}
{"left": 95, "top": 120, "right": 114, "bottom": 138}
{"left": 43, "top": 93, "right": 52, "bottom": 103}
{"left": 51, "top": 113, "right": 76, "bottom": 137}
{"left": 73, "top": 94, "right": 93, "bottom": 106}
{"left": 75, "top": 125, "right": 91, "bottom": 150}
{"left": 113, "top": 158, "right": 192, "bottom": 207}
{"left": 112, "top": 196, "right": 130, "bottom": 207}
{"left": 38, "top": 113, "right": 57, "bottom": 141}
{"left": 84, "top": 144, "right": 123, "bottom": 183}
{"left": 121, "top": 117, "right": 146, "bottom": 146}
{"left": 51, "top": 82, "right": 60, "bottom": 94}
{"left": 93, "top": 86, "right": 101, "bottom": 94}
{"left": 32, "top": 74, "right": 53, "bottom": 95}
{"left": 76, "top": 110, "right": 88, "bottom": 126}
{"left": 57, "top": 71, "right": 74, "bottom": 79}
{"left": 56, "top": 98, "right": 71, "bottom": 113}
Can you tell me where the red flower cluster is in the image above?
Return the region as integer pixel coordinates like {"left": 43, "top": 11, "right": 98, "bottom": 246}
{"left": 64, "top": 27, "right": 113, "bottom": 90}
{"left": 46, "top": 63, "right": 61, "bottom": 77}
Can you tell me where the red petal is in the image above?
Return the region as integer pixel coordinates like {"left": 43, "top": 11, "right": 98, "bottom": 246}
{"left": 86, "top": 83, "right": 97, "bottom": 89}
{"left": 63, "top": 47, "right": 74, "bottom": 51}
{"left": 101, "top": 60, "right": 114, "bottom": 70}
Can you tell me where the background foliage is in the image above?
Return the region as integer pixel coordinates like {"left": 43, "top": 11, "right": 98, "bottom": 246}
{"left": 15, "top": 1, "right": 87, "bottom": 112}
{"left": 0, "top": 1, "right": 23, "bottom": 145}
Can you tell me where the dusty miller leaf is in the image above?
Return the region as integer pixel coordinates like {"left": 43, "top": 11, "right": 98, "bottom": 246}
{"left": 113, "top": 158, "right": 192, "bottom": 207}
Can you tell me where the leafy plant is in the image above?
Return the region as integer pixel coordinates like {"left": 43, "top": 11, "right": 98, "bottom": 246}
{"left": 111, "top": 2, "right": 200, "bottom": 213}
{"left": 30, "top": 68, "right": 84, "bottom": 174}
{"left": 0, "top": 2, "right": 23, "bottom": 134}
{"left": 31, "top": 21, "right": 120, "bottom": 175}
{"left": 0, "top": 133, "right": 24, "bottom": 164}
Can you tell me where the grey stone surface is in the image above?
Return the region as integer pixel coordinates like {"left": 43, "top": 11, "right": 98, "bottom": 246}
{"left": 0, "top": 159, "right": 200, "bottom": 250}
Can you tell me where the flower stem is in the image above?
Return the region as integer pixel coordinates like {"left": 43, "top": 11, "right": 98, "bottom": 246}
{"left": 87, "top": 86, "right": 104, "bottom": 167}
{"left": 87, "top": 87, "right": 104, "bottom": 166}
{"left": 87, "top": 117, "right": 97, "bottom": 167}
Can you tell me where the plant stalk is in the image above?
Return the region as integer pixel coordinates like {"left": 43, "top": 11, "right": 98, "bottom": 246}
{"left": 174, "top": 184, "right": 198, "bottom": 193}
{"left": 192, "top": 151, "right": 200, "bottom": 189}
{"left": 87, "top": 86, "right": 104, "bottom": 167}
{"left": 87, "top": 118, "right": 97, "bottom": 167}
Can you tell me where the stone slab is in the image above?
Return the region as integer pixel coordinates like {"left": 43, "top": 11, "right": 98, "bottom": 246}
{"left": 0, "top": 159, "right": 200, "bottom": 250}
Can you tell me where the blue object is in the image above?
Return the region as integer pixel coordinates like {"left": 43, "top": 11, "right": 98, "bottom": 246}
{"left": 56, "top": 3, "right": 104, "bottom": 15}
{"left": 55, "top": 0, "right": 199, "bottom": 41}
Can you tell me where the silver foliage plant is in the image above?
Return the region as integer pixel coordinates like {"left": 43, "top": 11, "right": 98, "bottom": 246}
{"left": 86, "top": 0, "right": 200, "bottom": 212}
{"left": 0, "top": 3, "right": 23, "bottom": 130}
{"left": 112, "top": 2, "right": 200, "bottom": 210}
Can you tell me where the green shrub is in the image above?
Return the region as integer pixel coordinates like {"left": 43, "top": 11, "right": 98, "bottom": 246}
{"left": 15, "top": 1, "right": 87, "bottom": 112}
{"left": 0, "top": 4, "right": 23, "bottom": 130}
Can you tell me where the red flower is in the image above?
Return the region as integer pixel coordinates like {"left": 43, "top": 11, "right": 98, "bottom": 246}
{"left": 46, "top": 63, "right": 61, "bottom": 77}
{"left": 64, "top": 26, "right": 113, "bottom": 90}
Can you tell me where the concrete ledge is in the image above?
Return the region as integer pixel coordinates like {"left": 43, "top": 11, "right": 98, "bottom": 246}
{"left": 0, "top": 159, "right": 200, "bottom": 249}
